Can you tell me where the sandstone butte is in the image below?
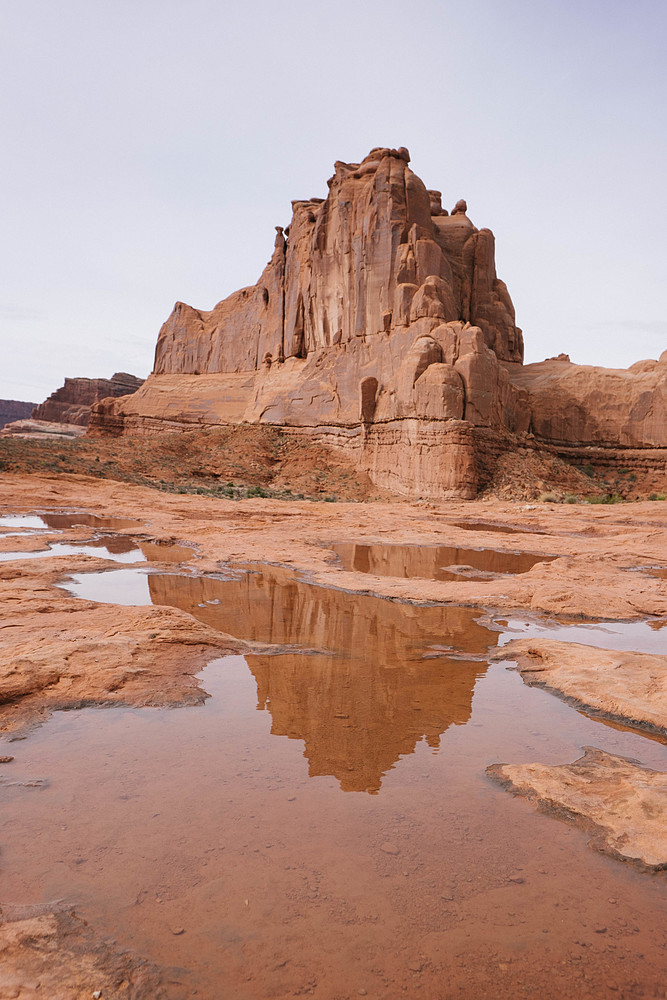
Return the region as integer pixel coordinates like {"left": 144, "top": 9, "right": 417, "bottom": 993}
{"left": 88, "top": 146, "right": 667, "bottom": 499}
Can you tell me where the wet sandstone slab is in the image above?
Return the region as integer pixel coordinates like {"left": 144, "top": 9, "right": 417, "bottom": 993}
{"left": 487, "top": 748, "right": 667, "bottom": 870}
{"left": 3, "top": 473, "right": 665, "bottom": 618}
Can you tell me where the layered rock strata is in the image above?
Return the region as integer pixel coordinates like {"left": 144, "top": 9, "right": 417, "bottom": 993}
{"left": 90, "top": 148, "right": 667, "bottom": 498}
{"left": 33, "top": 372, "right": 143, "bottom": 426}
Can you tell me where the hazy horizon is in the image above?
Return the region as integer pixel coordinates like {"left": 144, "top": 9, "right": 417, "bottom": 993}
{"left": 2, "top": 0, "right": 666, "bottom": 402}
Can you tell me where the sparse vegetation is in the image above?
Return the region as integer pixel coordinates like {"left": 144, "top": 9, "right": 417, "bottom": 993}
{"left": 0, "top": 427, "right": 377, "bottom": 502}
{"left": 586, "top": 493, "right": 625, "bottom": 505}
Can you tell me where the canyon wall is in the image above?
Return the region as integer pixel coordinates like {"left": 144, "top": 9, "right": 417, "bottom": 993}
{"left": 90, "top": 148, "right": 667, "bottom": 498}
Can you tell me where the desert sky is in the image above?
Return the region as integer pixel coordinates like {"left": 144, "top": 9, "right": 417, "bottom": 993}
{"left": 1, "top": 0, "right": 665, "bottom": 400}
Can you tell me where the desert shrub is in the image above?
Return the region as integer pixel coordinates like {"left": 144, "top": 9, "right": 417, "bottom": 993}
{"left": 564, "top": 494, "right": 579, "bottom": 504}
{"left": 582, "top": 463, "right": 595, "bottom": 477}
{"left": 587, "top": 493, "right": 624, "bottom": 504}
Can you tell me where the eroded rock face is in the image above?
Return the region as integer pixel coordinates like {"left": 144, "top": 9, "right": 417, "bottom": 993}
{"left": 89, "top": 147, "right": 667, "bottom": 499}
{"left": 508, "top": 353, "right": 667, "bottom": 448}
{"left": 153, "top": 148, "right": 523, "bottom": 375}
{"left": 33, "top": 372, "right": 144, "bottom": 426}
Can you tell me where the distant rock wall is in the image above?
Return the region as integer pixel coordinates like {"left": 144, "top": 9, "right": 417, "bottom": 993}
{"left": 0, "top": 399, "right": 36, "bottom": 429}
{"left": 33, "top": 373, "right": 144, "bottom": 426}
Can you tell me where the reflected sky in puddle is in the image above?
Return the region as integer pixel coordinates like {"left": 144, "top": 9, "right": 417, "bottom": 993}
{"left": 0, "top": 513, "right": 195, "bottom": 565}
{"left": 0, "top": 512, "right": 145, "bottom": 531}
{"left": 0, "top": 542, "right": 148, "bottom": 563}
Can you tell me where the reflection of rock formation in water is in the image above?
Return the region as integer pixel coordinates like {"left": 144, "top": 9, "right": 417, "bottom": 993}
{"left": 148, "top": 567, "right": 498, "bottom": 792}
{"left": 250, "top": 651, "right": 484, "bottom": 792}
{"left": 332, "top": 541, "right": 553, "bottom": 581}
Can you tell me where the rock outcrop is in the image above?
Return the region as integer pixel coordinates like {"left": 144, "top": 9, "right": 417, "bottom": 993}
{"left": 33, "top": 372, "right": 143, "bottom": 426}
{"left": 487, "top": 748, "right": 667, "bottom": 870}
{"left": 496, "top": 639, "right": 667, "bottom": 736}
{"left": 507, "top": 353, "right": 667, "bottom": 448}
{"left": 0, "top": 399, "right": 36, "bottom": 429}
{"left": 89, "top": 148, "right": 667, "bottom": 499}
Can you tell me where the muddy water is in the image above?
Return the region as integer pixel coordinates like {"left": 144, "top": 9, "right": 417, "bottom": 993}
{"left": 2, "top": 558, "right": 667, "bottom": 997}
{"left": 332, "top": 540, "right": 555, "bottom": 581}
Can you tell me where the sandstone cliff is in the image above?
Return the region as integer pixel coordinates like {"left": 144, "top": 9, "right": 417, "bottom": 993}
{"left": 90, "top": 148, "right": 667, "bottom": 499}
{"left": 33, "top": 372, "right": 144, "bottom": 426}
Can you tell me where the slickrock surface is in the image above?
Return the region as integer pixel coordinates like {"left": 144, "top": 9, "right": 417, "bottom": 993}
{"left": 497, "top": 639, "right": 667, "bottom": 735}
{"left": 89, "top": 148, "right": 667, "bottom": 500}
{"left": 487, "top": 748, "right": 667, "bottom": 870}
{"left": 32, "top": 372, "right": 143, "bottom": 426}
{"left": 1, "top": 473, "right": 666, "bottom": 995}
{"left": 0, "top": 399, "right": 35, "bottom": 429}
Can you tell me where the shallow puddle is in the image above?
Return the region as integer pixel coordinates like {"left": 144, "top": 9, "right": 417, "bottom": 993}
{"left": 3, "top": 562, "right": 667, "bottom": 997}
{"left": 0, "top": 512, "right": 195, "bottom": 565}
{"left": 0, "top": 512, "right": 144, "bottom": 531}
{"left": 331, "top": 540, "right": 555, "bottom": 581}
{"left": 0, "top": 541, "right": 148, "bottom": 563}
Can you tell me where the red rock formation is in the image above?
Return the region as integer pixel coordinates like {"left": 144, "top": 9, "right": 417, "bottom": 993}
{"left": 33, "top": 373, "right": 144, "bottom": 426}
{"left": 153, "top": 148, "right": 523, "bottom": 378}
{"left": 507, "top": 353, "right": 667, "bottom": 448}
{"left": 0, "top": 400, "right": 36, "bottom": 429}
{"left": 90, "top": 148, "right": 667, "bottom": 499}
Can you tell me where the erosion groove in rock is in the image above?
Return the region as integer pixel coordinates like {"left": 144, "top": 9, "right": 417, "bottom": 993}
{"left": 88, "top": 147, "right": 667, "bottom": 499}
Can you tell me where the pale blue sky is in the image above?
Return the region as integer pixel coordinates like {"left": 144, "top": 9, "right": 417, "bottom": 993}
{"left": 2, "top": 0, "right": 665, "bottom": 400}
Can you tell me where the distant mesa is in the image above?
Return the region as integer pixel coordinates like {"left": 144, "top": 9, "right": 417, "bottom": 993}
{"left": 74, "top": 145, "right": 666, "bottom": 499}
{"left": 0, "top": 399, "right": 36, "bottom": 430}
{"left": 2, "top": 373, "right": 143, "bottom": 439}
